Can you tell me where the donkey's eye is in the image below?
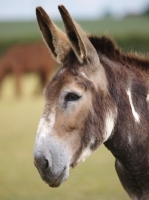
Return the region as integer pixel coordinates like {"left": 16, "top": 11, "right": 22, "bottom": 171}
{"left": 65, "top": 93, "right": 81, "bottom": 102}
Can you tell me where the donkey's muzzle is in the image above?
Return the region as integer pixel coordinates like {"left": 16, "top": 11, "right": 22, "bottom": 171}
{"left": 34, "top": 153, "right": 55, "bottom": 185}
{"left": 34, "top": 129, "right": 70, "bottom": 187}
{"left": 34, "top": 152, "right": 68, "bottom": 187}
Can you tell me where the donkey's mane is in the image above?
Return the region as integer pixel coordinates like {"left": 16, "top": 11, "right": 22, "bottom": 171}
{"left": 89, "top": 35, "right": 149, "bottom": 70}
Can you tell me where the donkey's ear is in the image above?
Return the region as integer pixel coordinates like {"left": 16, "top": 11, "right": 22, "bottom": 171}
{"left": 36, "top": 7, "right": 70, "bottom": 64}
{"left": 58, "top": 5, "right": 99, "bottom": 67}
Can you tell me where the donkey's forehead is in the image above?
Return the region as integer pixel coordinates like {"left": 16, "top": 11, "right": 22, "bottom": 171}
{"left": 44, "top": 66, "right": 92, "bottom": 100}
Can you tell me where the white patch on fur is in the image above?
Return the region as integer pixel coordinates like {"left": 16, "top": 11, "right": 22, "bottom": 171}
{"left": 126, "top": 89, "right": 140, "bottom": 123}
{"left": 36, "top": 109, "right": 56, "bottom": 141}
{"left": 58, "top": 68, "right": 65, "bottom": 76}
{"left": 48, "top": 111, "right": 56, "bottom": 131}
{"left": 104, "top": 112, "right": 115, "bottom": 142}
{"left": 37, "top": 118, "right": 45, "bottom": 137}
{"left": 146, "top": 94, "right": 149, "bottom": 102}
{"left": 80, "top": 71, "right": 89, "bottom": 79}
{"left": 128, "top": 135, "right": 132, "bottom": 144}
{"left": 77, "top": 146, "right": 92, "bottom": 163}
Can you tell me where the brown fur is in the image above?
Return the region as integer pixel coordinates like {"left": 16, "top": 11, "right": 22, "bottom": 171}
{"left": 89, "top": 35, "right": 149, "bottom": 70}
{"left": 36, "top": 7, "right": 70, "bottom": 64}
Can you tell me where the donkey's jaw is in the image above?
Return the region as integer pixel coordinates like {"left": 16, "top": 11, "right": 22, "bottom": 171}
{"left": 49, "top": 166, "right": 69, "bottom": 187}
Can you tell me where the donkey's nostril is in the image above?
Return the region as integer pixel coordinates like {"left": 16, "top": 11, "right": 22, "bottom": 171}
{"left": 43, "top": 158, "right": 49, "bottom": 170}
{"left": 34, "top": 155, "right": 50, "bottom": 171}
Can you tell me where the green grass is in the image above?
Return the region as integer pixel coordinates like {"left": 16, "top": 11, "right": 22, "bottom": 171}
{"left": 0, "top": 75, "right": 129, "bottom": 200}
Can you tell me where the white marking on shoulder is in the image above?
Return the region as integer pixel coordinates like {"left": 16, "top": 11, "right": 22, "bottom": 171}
{"left": 126, "top": 89, "right": 140, "bottom": 123}
{"left": 128, "top": 135, "right": 132, "bottom": 144}
{"left": 146, "top": 94, "right": 149, "bottom": 102}
{"left": 104, "top": 111, "right": 115, "bottom": 142}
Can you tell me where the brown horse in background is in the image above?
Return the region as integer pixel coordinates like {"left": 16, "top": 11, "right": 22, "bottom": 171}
{"left": 0, "top": 42, "right": 56, "bottom": 96}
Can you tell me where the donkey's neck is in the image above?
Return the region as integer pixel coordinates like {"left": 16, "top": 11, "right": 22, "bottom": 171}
{"left": 89, "top": 35, "right": 149, "bottom": 71}
{"left": 101, "top": 54, "right": 149, "bottom": 199}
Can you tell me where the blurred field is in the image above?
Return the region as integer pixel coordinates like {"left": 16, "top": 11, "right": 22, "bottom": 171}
{"left": 0, "top": 75, "right": 129, "bottom": 200}
{"left": 0, "top": 16, "right": 149, "bottom": 54}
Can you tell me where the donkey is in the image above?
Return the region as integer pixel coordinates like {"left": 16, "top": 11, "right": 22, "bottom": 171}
{"left": 33, "top": 5, "right": 149, "bottom": 200}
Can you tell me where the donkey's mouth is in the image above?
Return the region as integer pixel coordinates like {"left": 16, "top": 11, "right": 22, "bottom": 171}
{"left": 49, "top": 166, "right": 67, "bottom": 188}
{"left": 34, "top": 159, "right": 68, "bottom": 187}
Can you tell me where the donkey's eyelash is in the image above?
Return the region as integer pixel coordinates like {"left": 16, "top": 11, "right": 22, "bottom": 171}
{"left": 65, "top": 93, "right": 81, "bottom": 102}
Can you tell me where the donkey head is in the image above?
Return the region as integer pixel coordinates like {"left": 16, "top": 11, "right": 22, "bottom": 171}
{"left": 34, "top": 5, "right": 116, "bottom": 187}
